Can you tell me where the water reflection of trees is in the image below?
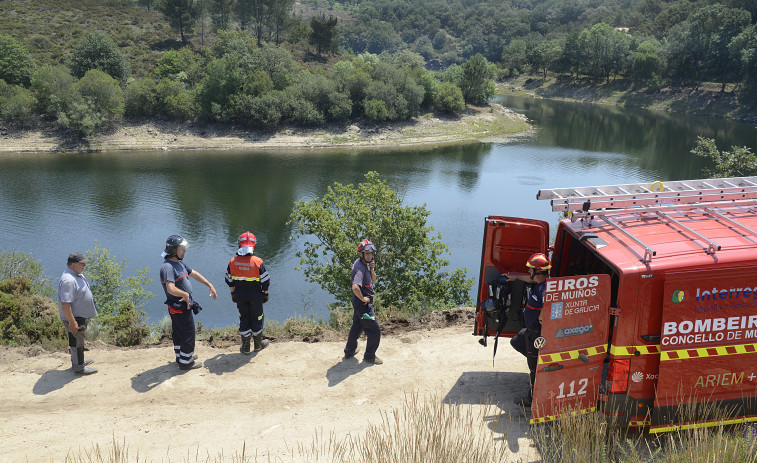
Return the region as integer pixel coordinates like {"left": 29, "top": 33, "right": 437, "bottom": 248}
{"left": 164, "top": 144, "right": 491, "bottom": 260}
{"left": 500, "top": 96, "right": 757, "bottom": 180}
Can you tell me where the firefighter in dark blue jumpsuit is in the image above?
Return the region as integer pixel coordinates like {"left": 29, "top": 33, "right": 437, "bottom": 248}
{"left": 160, "top": 235, "right": 218, "bottom": 370}
{"left": 507, "top": 252, "right": 551, "bottom": 407}
{"left": 225, "top": 231, "right": 270, "bottom": 354}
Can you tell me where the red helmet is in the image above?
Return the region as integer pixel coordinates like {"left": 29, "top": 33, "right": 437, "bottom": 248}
{"left": 238, "top": 231, "right": 257, "bottom": 249}
{"left": 526, "top": 253, "right": 551, "bottom": 271}
{"left": 358, "top": 239, "right": 376, "bottom": 253}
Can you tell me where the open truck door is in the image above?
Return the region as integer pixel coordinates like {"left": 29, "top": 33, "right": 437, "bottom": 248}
{"left": 475, "top": 216, "right": 550, "bottom": 338}
{"left": 531, "top": 274, "right": 612, "bottom": 424}
{"left": 650, "top": 269, "right": 757, "bottom": 433}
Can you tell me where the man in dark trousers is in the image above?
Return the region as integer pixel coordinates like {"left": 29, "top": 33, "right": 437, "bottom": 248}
{"left": 58, "top": 252, "right": 98, "bottom": 375}
{"left": 344, "top": 239, "right": 382, "bottom": 364}
{"left": 507, "top": 252, "right": 551, "bottom": 407}
{"left": 160, "top": 235, "right": 217, "bottom": 370}
{"left": 225, "top": 231, "right": 270, "bottom": 354}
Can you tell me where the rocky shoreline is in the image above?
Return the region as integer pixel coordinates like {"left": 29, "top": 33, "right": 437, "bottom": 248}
{"left": 0, "top": 104, "right": 530, "bottom": 154}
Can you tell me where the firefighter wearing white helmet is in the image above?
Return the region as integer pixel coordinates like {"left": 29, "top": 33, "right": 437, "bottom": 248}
{"left": 505, "top": 252, "right": 551, "bottom": 407}
{"left": 225, "top": 231, "right": 271, "bottom": 354}
{"left": 160, "top": 234, "right": 218, "bottom": 370}
{"left": 344, "top": 239, "right": 382, "bottom": 364}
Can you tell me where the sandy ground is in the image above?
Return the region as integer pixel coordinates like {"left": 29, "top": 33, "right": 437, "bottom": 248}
{"left": 0, "top": 104, "right": 529, "bottom": 154}
{"left": 0, "top": 317, "right": 540, "bottom": 463}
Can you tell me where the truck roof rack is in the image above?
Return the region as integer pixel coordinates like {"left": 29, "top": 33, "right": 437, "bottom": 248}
{"left": 538, "top": 176, "right": 757, "bottom": 213}
{"left": 538, "top": 177, "right": 757, "bottom": 263}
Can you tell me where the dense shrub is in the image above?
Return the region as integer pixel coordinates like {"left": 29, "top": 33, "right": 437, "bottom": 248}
{"left": 0, "top": 80, "right": 36, "bottom": 125}
{"left": 251, "top": 44, "right": 298, "bottom": 90}
{"left": 0, "top": 277, "right": 65, "bottom": 348}
{"left": 156, "top": 79, "right": 195, "bottom": 120}
{"left": 31, "top": 65, "right": 78, "bottom": 117}
{"left": 285, "top": 71, "right": 352, "bottom": 123}
{"left": 196, "top": 57, "right": 245, "bottom": 120}
{"left": 229, "top": 91, "right": 283, "bottom": 127}
{"left": 434, "top": 81, "right": 465, "bottom": 112}
{"left": 0, "top": 34, "right": 35, "bottom": 86}
{"left": 76, "top": 69, "right": 125, "bottom": 121}
{"left": 70, "top": 31, "right": 130, "bottom": 82}
{"left": 125, "top": 77, "right": 157, "bottom": 117}
{"left": 83, "top": 246, "right": 153, "bottom": 346}
{"left": 364, "top": 98, "right": 388, "bottom": 120}
{"left": 0, "top": 249, "right": 54, "bottom": 297}
{"left": 58, "top": 101, "right": 104, "bottom": 137}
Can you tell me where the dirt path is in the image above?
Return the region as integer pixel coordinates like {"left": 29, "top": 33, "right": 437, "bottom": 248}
{"left": 0, "top": 323, "right": 538, "bottom": 462}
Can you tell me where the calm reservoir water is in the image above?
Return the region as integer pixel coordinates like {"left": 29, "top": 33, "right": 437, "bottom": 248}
{"left": 1, "top": 95, "right": 755, "bottom": 327}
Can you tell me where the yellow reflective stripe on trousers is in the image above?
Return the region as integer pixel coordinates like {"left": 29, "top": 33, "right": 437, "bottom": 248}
{"left": 608, "top": 344, "right": 661, "bottom": 356}
{"left": 530, "top": 406, "right": 596, "bottom": 424}
{"left": 660, "top": 341, "right": 757, "bottom": 361}
{"left": 538, "top": 344, "right": 606, "bottom": 364}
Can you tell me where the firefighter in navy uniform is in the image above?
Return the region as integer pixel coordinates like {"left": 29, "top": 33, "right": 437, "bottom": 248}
{"left": 506, "top": 253, "right": 551, "bottom": 407}
{"left": 160, "top": 235, "right": 218, "bottom": 370}
{"left": 225, "top": 231, "right": 271, "bottom": 354}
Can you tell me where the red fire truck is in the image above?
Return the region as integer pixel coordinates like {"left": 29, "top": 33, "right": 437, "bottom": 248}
{"left": 475, "top": 176, "right": 757, "bottom": 432}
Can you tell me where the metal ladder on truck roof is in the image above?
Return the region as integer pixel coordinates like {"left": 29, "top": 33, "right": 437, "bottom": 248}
{"left": 536, "top": 176, "right": 757, "bottom": 263}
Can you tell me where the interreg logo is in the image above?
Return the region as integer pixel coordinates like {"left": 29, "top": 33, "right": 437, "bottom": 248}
{"left": 671, "top": 290, "right": 686, "bottom": 303}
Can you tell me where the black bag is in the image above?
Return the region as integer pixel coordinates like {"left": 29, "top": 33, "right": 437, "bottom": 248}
{"left": 190, "top": 301, "right": 203, "bottom": 315}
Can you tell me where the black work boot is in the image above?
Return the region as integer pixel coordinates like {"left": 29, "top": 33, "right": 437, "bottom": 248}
{"left": 240, "top": 335, "right": 252, "bottom": 355}
{"left": 253, "top": 334, "right": 269, "bottom": 352}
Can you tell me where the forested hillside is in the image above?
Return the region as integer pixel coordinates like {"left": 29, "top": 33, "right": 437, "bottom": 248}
{"left": 1, "top": 0, "right": 755, "bottom": 138}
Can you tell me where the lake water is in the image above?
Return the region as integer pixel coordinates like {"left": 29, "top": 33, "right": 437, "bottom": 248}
{"left": 1, "top": 95, "right": 755, "bottom": 327}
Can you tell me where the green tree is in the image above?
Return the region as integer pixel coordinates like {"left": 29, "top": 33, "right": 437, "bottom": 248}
{"left": 434, "top": 81, "right": 465, "bottom": 112}
{"left": 289, "top": 172, "right": 472, "bottom": 313}
{"left": 528, "top": 39, "right": 562, "bottom": 78}
{"left": 159, "top": 0, "right": 197, "bottom": 43}
{"left": 196, "top": 57, "right": 245, "bottom": 120}
{"left": 271, "top": 0, "right": 295, "bottom": 45}
{"left": 211, "top": 0, "right": 234, "bottom": 31}
{"left": 76, "top": 69, "right": 125, "bottom": 121}
{"left": 632, "top": 41, "right": 663, "bottom": 87}
{"left": 0, "top": 80, "right": 36, "bottom": 125}
{"left": 687, "top": 4, "right": 751, "bottom": 89}
{"left": 235, "top": 0, "right": 277, "bottom": 46}
{"left": 579, "top": 23, "right": 632, "bottom": 82}
{"left": 692, "top": 136, "right": 757, "bottom": 178}
{"left": 69, "top": 31, "right": 130, "bottom": 82}
{"left": 0, "top": 34, "right": 35, "bottom": 86}
{"left": 310, "top": 14, "right": 339, "bottom": 56}
{"left": 31, "top": 65, "right": 77, "bottom": 117}
{"left": 84, "top": 245, "right": 154, "bottom": 346}
{"left": 458, "top": 54, "right": 495, "bottom": 105}
{"left": 729, "top": 24, "right": 757, "bottom": 102}
{"left": 125, "top": 77, "right": 158, "bottom": 117}
{"left": 251, "top": 43, "right": 297, "bottom": 90}
{"left": 501, "top": 39, "right": 527, "bottom": 74}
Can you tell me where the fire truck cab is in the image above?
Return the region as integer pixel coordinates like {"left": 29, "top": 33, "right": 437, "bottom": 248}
{"left": 475, "top": 176, "right": 757, "bottom": 432}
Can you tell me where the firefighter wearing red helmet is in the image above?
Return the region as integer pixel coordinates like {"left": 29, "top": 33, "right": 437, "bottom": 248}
{"left": 505, "top": 252, "right": 551, "bottom": 407}
{"left": 225, "top": 231, "right": 271, "bottom": 354}
{"left": 344, "top": 239, "right": 382, "bottom": 364}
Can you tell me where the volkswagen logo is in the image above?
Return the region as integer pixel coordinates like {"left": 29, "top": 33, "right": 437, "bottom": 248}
{"left": 534, "top": 337, "right": 546, "bottom": 349}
